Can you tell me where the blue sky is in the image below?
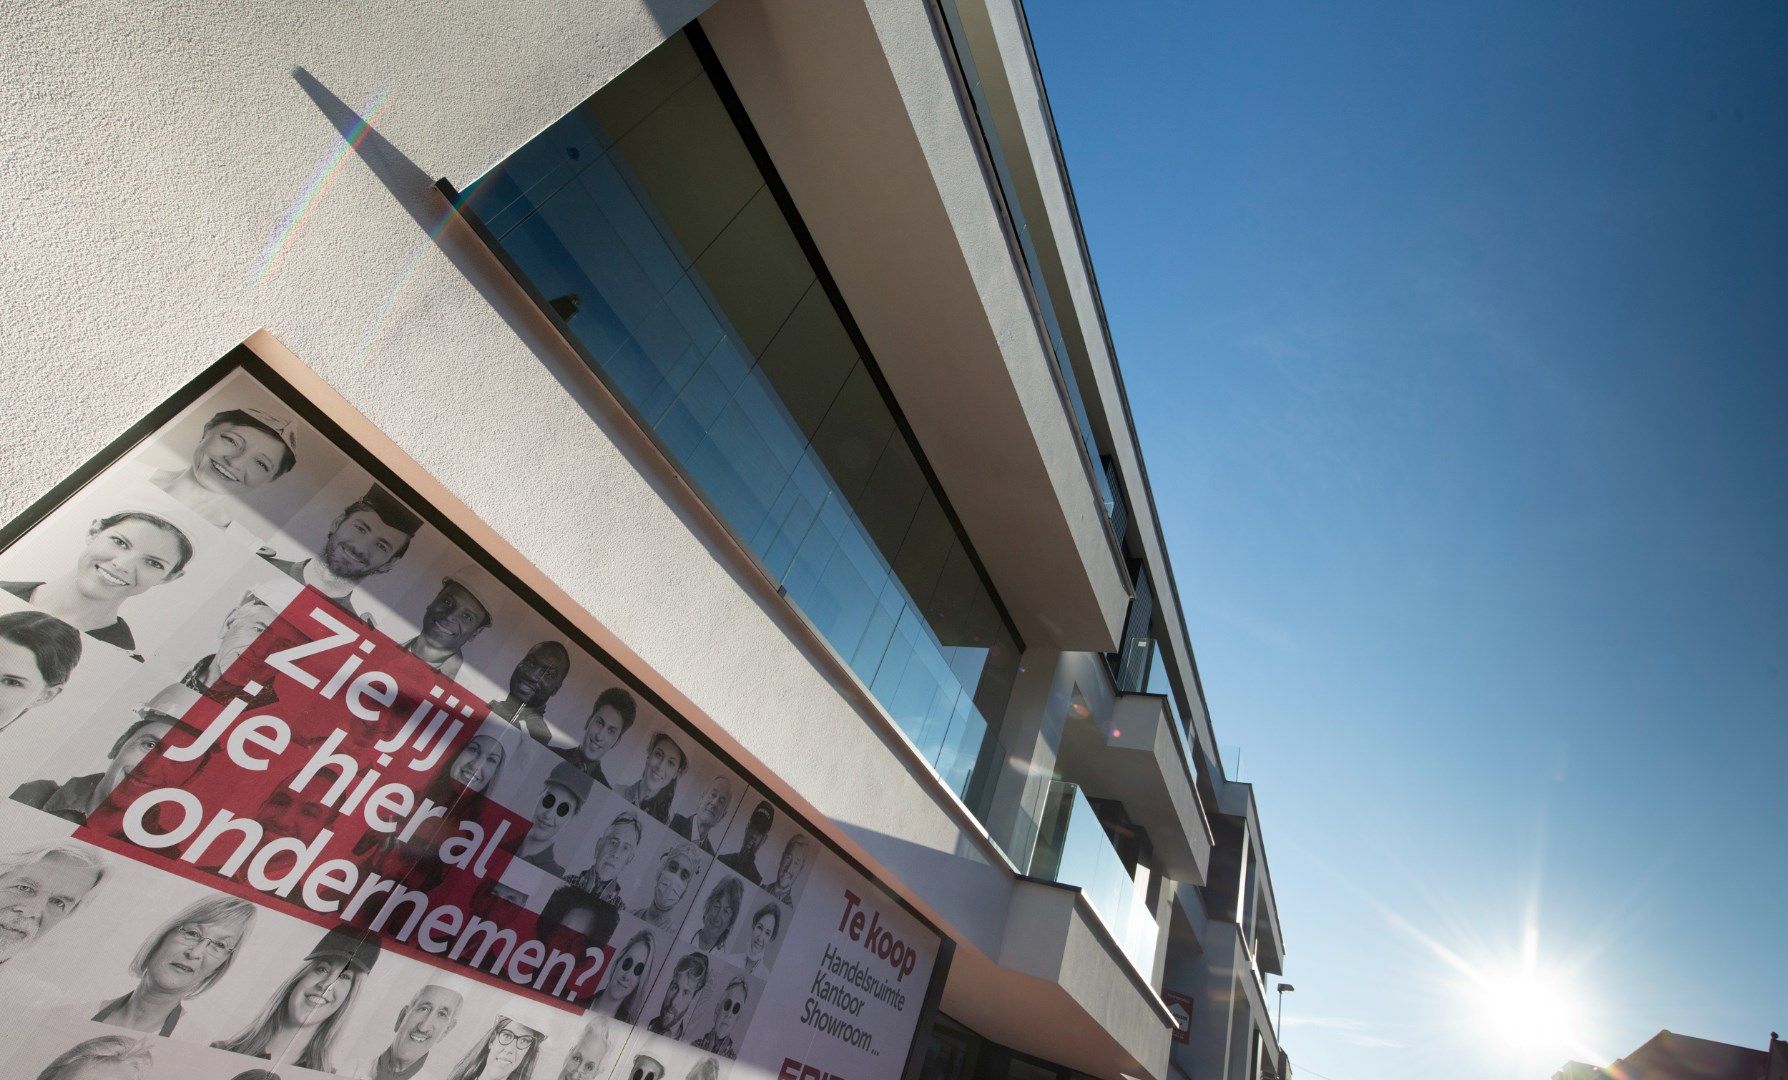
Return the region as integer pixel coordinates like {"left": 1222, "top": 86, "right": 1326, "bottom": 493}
{"left": 1024, "top": 2, "right": 1787, "bottom": 1076}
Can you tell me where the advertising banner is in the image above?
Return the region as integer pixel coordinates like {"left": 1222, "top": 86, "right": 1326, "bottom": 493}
{"left": 0, "top": 341, "right": 948, "bottom": 1080}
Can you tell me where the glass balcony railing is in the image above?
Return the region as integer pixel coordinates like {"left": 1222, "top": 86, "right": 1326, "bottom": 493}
{"left": 1221, "top": 743, "right": 1246, "bottom": 784}
{"left": 1030, "top": 780, "right": 1159, "bottom": 975}
{"left": 457, "top": 31, "right": 1043, "bottom": 866}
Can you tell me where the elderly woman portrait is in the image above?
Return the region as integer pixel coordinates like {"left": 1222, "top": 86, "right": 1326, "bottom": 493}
{"left": 211, "top": 925, "right": 378, "bottom": 1073}
{"left": 0, "top": 609, "right": 81, "bottom": 734}
{"left": 86, "top": 893, "right": 256, "bottom": 1036}
{"left": 32, "top": 1034, "right": 154, "bottom": 1080}
{"left": 443, "top": 1015, "right": 546, "bottom": 1080}
{"left": 2, "top": 510, "right": 196, "bottom": 657}
{"left": 149, "top": 406, "right": 299, "bottom": 529}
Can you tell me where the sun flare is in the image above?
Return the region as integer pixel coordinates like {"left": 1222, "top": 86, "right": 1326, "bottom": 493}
{"left": 1476, "top": 966, "right": 1585, "bottom": 1059}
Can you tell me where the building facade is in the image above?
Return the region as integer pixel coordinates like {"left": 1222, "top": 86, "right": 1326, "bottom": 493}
{"left": 2, "top": 2, "right": 1288, "bottom": 1079}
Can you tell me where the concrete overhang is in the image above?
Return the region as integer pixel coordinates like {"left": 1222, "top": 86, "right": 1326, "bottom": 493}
{"left": 700, "top": 0, "right": 1131, "bottom": 652}
{"left": 1057, "top": 691, "right": 1213, "bottom": 885}
{"left": 940, "top": 878, "right": 1175, "bottom": 1080}
{"left": 1217, "top": 781, "right": 1286, "bottom": 974}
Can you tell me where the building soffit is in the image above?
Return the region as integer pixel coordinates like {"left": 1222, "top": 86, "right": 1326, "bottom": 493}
{"left": 700, "top": 0, "right": 1131, "bottom": 653}
{"left": 953, "top": 0, "right": 1227, "bottom": 767}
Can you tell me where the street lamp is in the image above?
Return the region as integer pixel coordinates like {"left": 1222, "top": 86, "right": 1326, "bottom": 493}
{"left": 1276, "top": 982, "right": 1295, "bottom": 1033}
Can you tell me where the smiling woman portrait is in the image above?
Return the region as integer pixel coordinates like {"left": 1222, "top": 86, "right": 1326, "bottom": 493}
{"left": 211, "top": 925, "right": 378, "bottom": 1073}
{"left": 85, "top": 894, "right": 257, "bottom": 1037}
{"left": 149, "top": 406, "right": 299, "bottom": 530}
{"left": 1, "top": 509, "right": 195, "bottom": 658}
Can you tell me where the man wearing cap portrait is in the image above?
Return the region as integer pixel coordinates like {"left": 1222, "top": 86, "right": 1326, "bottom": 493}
{"left": 262, "top": 485, "right": 421, "bottom": 626}
{"left": 403, "top": 562, "right": 502, "bottom": 680}
{"left": 519, "top": 760, "right": 592, "bottom": 877}
{"left": 719, "top": 801, "right": 774, "bottom": 887}
{"left": 11, "top": 683, "right": 202, "bottom": 825}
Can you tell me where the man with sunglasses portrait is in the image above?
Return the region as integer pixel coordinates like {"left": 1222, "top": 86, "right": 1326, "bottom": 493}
{"left": 691, "top": 977, "right": 749, "bottom": 1058}
{"left": 518, "top": 760, "right": 591, "bottom": 876}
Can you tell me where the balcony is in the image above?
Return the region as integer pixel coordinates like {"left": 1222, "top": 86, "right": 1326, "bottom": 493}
{"left": 1056, "top": 688, "right": 1212, "bottom": 884}
{"left": 1029, "top": 780, "right": 1159, "bottom": 974}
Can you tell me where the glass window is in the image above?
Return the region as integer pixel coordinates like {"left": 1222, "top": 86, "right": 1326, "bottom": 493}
{"left": 461, "top": 29, "right": 1029, "bottom": 854}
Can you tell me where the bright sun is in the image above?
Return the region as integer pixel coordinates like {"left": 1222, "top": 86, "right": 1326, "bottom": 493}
{"left": 1477, "top": 967, "right": 1583, "bottom": 1058}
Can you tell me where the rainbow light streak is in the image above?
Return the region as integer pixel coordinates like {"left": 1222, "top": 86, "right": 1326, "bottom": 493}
{"left": 255, "top": 83, "right": 397, "bottom": 284}
{"left": 356, "top": 207, "right": 458, "bottom": 356}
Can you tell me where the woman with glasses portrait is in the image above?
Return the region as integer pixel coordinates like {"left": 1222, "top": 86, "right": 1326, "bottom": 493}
{"left": 82, "top": 894, "right": 257, "bottom": 1036}
{"left": 443, "top": 1015, "right": 546, "bottom": 1080}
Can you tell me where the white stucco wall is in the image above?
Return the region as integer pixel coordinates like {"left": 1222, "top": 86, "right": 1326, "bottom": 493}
{"left": 2, "top": 0, "right": 1167, "bottom": 1074}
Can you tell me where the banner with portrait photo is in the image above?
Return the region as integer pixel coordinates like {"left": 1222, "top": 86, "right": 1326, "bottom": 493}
{"left": 0, "top": 338, "right": 949, "bottom": 1080}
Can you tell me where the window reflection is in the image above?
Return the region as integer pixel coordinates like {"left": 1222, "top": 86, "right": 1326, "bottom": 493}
{"left": 463, "top": 32, "right": 1027, "bottom": 851}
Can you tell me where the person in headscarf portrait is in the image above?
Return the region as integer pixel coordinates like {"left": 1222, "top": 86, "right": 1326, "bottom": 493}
{"left": 557, "top": 687, "right": 635, "bottom": 787}
{"left": 12, "top": 683, "right": 202, "bottom": 825}
{"left": 85, "top": 893, "right": 256, "bottom": 1036}
{"left": 403, "top": 562, "right": 503, "bottom": 679}
{"left": 0, "top": 841, "right": 107, "bottom": 967}
{"left": 443, "top": 1015, "right": 545, "bottom": 1080}
{"left": 211, "top": 925, "right": 378, "bottom": 1073}
{"left": 263, "top": 484, "right": 421, "bottom": 625}
{"left": 488, "top": 641, "right": 570, "bottom": 746}
{"left": 31, "top": 1034, "right": 154, "bottom": 1080}
{"left": 619, "top": 731, "right": 686, "bottom": 824}
{"left": 149, "top": 405, "right": 299, "bottom": 530}
{"left": 0, "top": 609, "right": 80, "bottom": 734}
{"left": 567, "top": 809, "right": 641, "bottom": 906}
{"left": 647, "top": 951, "right": 709, "bottom": 1040}
{"left": 3, "top": 509, "right": 195, "bottom": 658}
